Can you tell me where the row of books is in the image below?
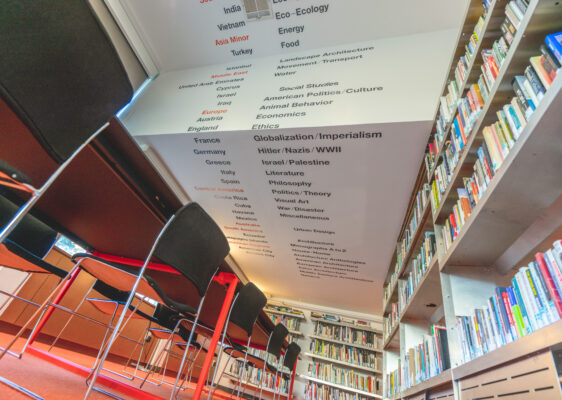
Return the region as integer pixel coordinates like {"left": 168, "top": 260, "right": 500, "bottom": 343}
{"left": 462, "top": 0, "right": 492, "bottom": 69}
{"left": 307, "top": 361, "right": 380, "bottom": 394}
{"left": 311, "top": 313, "right": 374, "bottom": 330}
{"left": 313, "top": 321, "right": 380, "bottom": 349}
{"left": 395, "top": 186, "right": 432, "bottom": 274}
{"left": 383, "top": 267, "right": 398, "bottom": 306}
{"left": 430, "top": 49, "right": 503, "bottom": 215}
{"left": 304, "top": 383, "right": 374, "bottom": 400}
{"left": 385, "top": 184, "right": 433, "bottom": 305}
{"left": 401, "top": 326, "right": 450, "bottom": 391}
{"left": 424, "top": 0, "right": 517, "bottom": 184}
{"left": 266, "top": 305, "right": 305, "bottom": 316}
{"left": 398, "top": 232, "right": 437, "bottom": 311}
{"left": 456, "top": 242, "right": 562, "bottom": 363}
{"left": 384, "top": 327, "right": 451, "bottom": 398}
{"left": 383, "top": 303, "right": 399, "bottom": 342}
{"left": 428, "top": 0, "right": 492, "bottom": 161}
{"left": 456, "top": 0, "right": 493, "bottom": 87}
{"left": 503, "top": 0, "right": 529, "bottom": 44}
{"left": 229, "top": 359, "right": 289, "bottom": 394}
{"left": 438, "top": 33, "right": 560, "bottom": 251}
{"left": 309, "top": 339, "right": 379, "bottom": 369}
{"left": 268, "top": 313, "right": 302, "bottom": 331}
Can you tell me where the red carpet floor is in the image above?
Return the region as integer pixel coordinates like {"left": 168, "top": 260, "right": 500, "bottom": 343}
{"left": 0, "top": 326, "right": 232, "bottom": 399}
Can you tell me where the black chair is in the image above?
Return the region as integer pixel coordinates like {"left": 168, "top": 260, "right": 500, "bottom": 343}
{"left": 272, "top": 342, "right": 300, "bottom": 400}
{"left": 0, "top": 0, "right": 133, "bottom": 244}
{"left": 82, "top": 202, "right": 229, "bottom": 400}
{"left": 0, "top": 4, "right": 132, "bottom": 395}
{"left": 136, "top": 302, "right": 206, "bottom": 389}
{"left": 206, "top": 282, "right": 267, "bottom": 399}
{"left": 257, "top": 323, "right": 289, "bottom": 400}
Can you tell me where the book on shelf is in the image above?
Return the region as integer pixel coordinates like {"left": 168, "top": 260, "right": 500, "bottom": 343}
{"left": 545, "top": 32, "right": 562, "bottom": 65}
{"left": 383, "top": 303, "right": 399, "bottom": 341}
{"left": 398, "top": 233, "right": 437, "bottom": 312}
{"left": 389, "top": 186, "right": 432, "bottom": 281}
{"left": 229, "top": 358, "right": 289, "bottom": 394}
{"left": 402, "top": 326, "right": 451, "bottom": 390}
{"left": 305, "top": 382, "right": 376, "bottom": 400}
{"left": 307, "top": 361, "right": 381, "bottom": 394}
{"left": 267, "top": 313, "right": 302, "bottom": 332}
{"left": 456, "top": 241, "right": 562, "bottom": 364}
{"left": 266, "top": 304, "right": 305, "bottom": 316}
{"left": 385, "top": 326, "right": 450, "bottom": 397}
{"left": 438, "top": 32, "right": 560, "bottom": 252}
{"left": 309, "top": 338, "right": 379, "bottom": 369}
{"left": 313, "top": 320, "right": 380, "bottom": 349}
{"left": 428, "top": 0, "right": 493, "bottom": 167}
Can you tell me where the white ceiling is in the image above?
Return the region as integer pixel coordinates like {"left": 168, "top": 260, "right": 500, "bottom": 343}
{"left": 110, "top": 0, "right": 469, "bottom": 316}
{"left": 109, "top": 0, "right": 468, "bottom": 72}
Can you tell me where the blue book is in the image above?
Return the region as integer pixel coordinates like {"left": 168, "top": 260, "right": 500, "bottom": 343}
{"left": 494, "top": 287, "right": 514, "bottom": 342}
{"left": 506, "top": 286, "right": 525, "bottom": 339}
{"left": 489, "top": 295, "right": 506, "bottom": 346}
{"left": 512, "top": 278, "right": 533, "bottom": 335}
{"left": 545, "top": 32, "right": 562, "bottom": 65}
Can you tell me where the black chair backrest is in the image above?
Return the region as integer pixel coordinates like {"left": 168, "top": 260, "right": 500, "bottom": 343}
{"left": 152, "top": 202, "right": 230, "bottom": 297}
{"left": 0, "top": 0, "right": 133, "bottom": 162}
{"left": 0, "top": 196, "right": 57, "bottom": 257}
{"left": 229, "top": 282, "right": 267, "bottom": 337}
{"left": 283, "top": 342, "right": 301, "bottom": 371}
{"left": 267, "top": 323, "right": 289, "bottom": 358}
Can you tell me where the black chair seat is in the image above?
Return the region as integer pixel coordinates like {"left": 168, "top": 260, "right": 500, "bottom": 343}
{"left": 1, "top": 240, "right": 66, "bottom": 277}
{"left": 72, "top": 253, "right": 197, "bottom": 315}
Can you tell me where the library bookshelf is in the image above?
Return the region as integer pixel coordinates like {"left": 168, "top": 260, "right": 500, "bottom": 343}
{"left": 224, "top": 371, "right": 289, "bottom": 398}
{"left": 304, "top": 315, "right": 384, "bottom": 399}
{"left": 381, "top": 0, "right": 562, "bottom": 399}
{"left": 265, "top": 305, "right": 306, "bottom": 344}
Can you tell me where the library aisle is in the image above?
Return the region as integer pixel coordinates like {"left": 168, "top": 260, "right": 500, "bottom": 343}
{"left": 0, "top": 0, "right": 561, "bottom": 399}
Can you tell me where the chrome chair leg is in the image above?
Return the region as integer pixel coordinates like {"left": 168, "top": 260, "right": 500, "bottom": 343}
{"left": 233, "top": 335, "right": 252, "bottom": 400}
{"left": 0, "top": 376, "right": 44, "bottom": 400}
{"left": 257, "top": 353, "right": 269, "bottom": 400}
{"left": 48, "top": 282, "right": 95, "bottom": 352}
{"left": 207, "top": 291, "right": 240, "bottom": 399}
{"left": 0, "top": 262, "right": 81, "bottom": 360}
{"left": 83, "top": 216, "right": 171, "bottom": 400}
{"left": 169, "top": 297, "right": 205, "bottom": 400}
{"left": 0, "top": 123, "right": 107, "bottom": 244}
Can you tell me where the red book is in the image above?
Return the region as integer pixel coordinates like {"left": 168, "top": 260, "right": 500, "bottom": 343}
{"left": 456, "top": 114, "right": 467, "bottom": 144}
{"left": 470, "top": 179, "right": 480, "bottom": 200}
{"left": 467, "top": 90, "right": 476, "bottom": 113}
{"left": 449, "top": 214, "right": 457, "bottom": 238}
{"left": 488, "top": 57, "right": 499, "bottom": 78}
{"left": 536, "top": 252, "right": 562, "bottom": 317}
{"left": 501, "top": 291, "right": 519, "bottom": 339}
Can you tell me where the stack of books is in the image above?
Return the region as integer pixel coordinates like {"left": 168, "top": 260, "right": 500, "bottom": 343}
{"left": 229, "top": 359, "right": 289, "bottom": 394}
{"left": 268, "top": 313, "right": 301, "bottom": 331}
{"left": 385, "top": 363, "right": 401, "bottom": 398}
{"left": 439, "top": 32, "right": 560, "bottom": 250}
{"left": 309, "top": 339, "right": 378, "bottom": 369}
{"left": 307, "top": 361, "right": 380, "bottom": 394}
{"left": 383, "top": 303, "right": 400, "bottom": 341}
{"left": 305, "top": 383, "right": 372, "bottom": 400}
{"left": 399, "top": 233, "right": 437, "bottom": 310}
{"left": 424, "top": 0, "right": 493, "bottom": 177}
{"left": 401, "top": 326, "right": 451, "bottom": 389}
{"left": 313, "top": 321, "right": 378, "bottom": 348}
{"left": 456, "top": 241, "right": 562, "bottom": 363}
